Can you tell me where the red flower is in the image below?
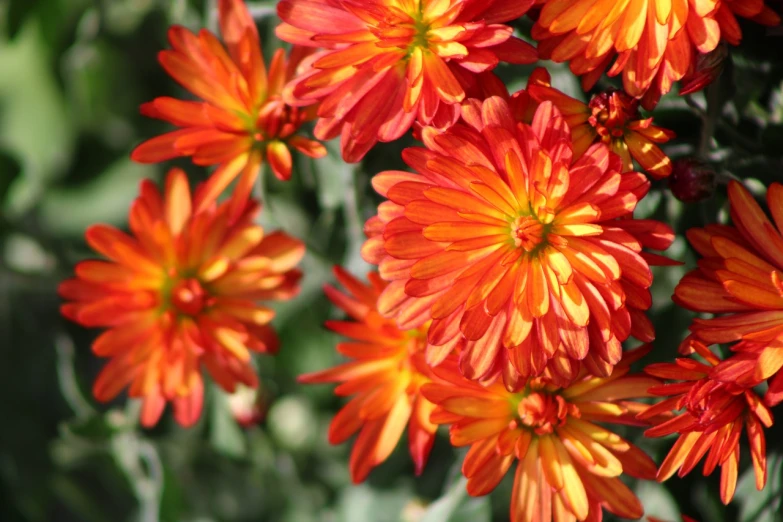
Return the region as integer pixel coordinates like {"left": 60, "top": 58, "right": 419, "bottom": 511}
{"left": 276, "top": 0, "right": 537, "bottom": 162}
{"left": 422, "top": 346, "right": 660, "bottom": 522}
{"left": 132, "top": 0, "right": 326, "bottom": 218}
{"left": 673, "top": 181, "right": 783, "bottom": 404}
{"left": 298, "top": 268, "right": 437, "bottom": 482}
{"left": 641, "top": 340, "right": 773, "bottom": 505}
{"left": 362, "top": 99, "right": 674, "bottom": 386}
{"left": 59, "top": 169, "right": 305, "bottom": 427}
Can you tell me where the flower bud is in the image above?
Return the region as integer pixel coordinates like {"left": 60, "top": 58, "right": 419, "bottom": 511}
{"left": 680, "top": 44, "right": 729, "bottom": 96}
{"left": 668, "top": 159, "right": 717, "bottom": 203}
{"left": 228, "top": 384, "right": 268, "bottom": 428}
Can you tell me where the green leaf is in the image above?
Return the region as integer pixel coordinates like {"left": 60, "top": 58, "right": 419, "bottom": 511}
{"left": 635, "top": 480, "right": 680, "bottom": 522}
{"left": 267, "top": 396, "right": 317, "bottom": 453}
{"left": 38, "top": 158, "right": 156, "bottom": 235}
{"left": 737, "top": 452, "right": 782, "bottom": 522}
{"left": 337, "top": 483, "right": 413, "bottom": 522}
{"left": 0, "top": 19, "right": 75, "bottom": 214}
{"left": 209, "top": 388, "right": 247, "bottom": 459}
{"left": 5, "top": 0, "right": 39, "bottom": 40}
{"left": 0, "top": 146, "right": 21, "bottom": 205}
{"left": 419, "top": 476, "right": 490, "bottom": 522}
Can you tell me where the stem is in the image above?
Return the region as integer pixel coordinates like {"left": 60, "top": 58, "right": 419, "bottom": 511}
{"left": 716, "top": 120, "right": 764, "bottom": 153}
{"left": 205, "top": 0, "right": 218, "bottom": 33}
{"left": 55, "top": 332, "right": 96, "bottom": 419}
{"left": 698, "top": 82, "right": 722, "bottom": 158}
{"left": 248, "top": 5, "right": 277, "bottom": 19}
{"left": 344, "top": 166, "right": 364, "bottom": 249}
{"left": 112, "top": 432, "right": 163, "bottom": 522}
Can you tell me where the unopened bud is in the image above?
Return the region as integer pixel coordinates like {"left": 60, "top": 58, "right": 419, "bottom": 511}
{"left": 228, "top": 384, "right": 268, "bottom": 428}
{"left": 680, "top": 44, "right": 729, "bottom": 96}
{"left": 668, "top": 159, "right": 716, "bottom": 203}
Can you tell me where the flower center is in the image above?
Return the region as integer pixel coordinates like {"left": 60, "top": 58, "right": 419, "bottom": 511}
{"left": 255, "top": 98, "right": 304, "bottom": 142}
{"left": 371, "top": 4, "right": 434, "bottom": 56}
{"left": 588, "top": 90, "right": 641, "bottom": 139}
{"left": 512, "top": 215, "right": 545, "bottom": 252}
{"left": 516, "top": 392, "right": 572, "bottom": 435}
{"left": 171, "top": 278, "right": 209, "bottom": 317}
{"left": 683, "top": 378, "right": 747, "bottom": 431}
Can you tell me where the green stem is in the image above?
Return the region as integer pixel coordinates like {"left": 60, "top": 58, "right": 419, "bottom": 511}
{"left": 205, "top": 0, "right": 218, "bottom": 33}
{"left": 698, "top": 82, "right": 723, "bottom": 158}
{"left": 55, "top": 332, "right": 96, "bottom": 419}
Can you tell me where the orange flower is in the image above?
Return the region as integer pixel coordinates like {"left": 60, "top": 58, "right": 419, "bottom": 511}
{"left": 421, "top": 346, "right": 660, "bottom": 522}
{"left": 59, "top": 169, "right": 305, "bottom": 427}
{"left": 640, "top": 340, "right": 773, "bottom": 505}
{"left": 526, "top": 68, "right": 675, "bottom": 179}
{"left": 276, "top": 0, "right": 537, "bottom": 162}
{"left": 299, "top": 268, "right": 437, "bottom": 482}
{"left": 673, "top": 181, "right": 783, "bottom": 404}
{"left": 533, "top": 0, "right": 780, "bottom": 108}
{"left": 362, "top": 99, "right": 674, "bottom": 386}
{"left": 132, "top": 0, "right": 326, "bottom": 217}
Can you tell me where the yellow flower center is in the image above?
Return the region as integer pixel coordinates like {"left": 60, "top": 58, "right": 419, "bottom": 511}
{"left": 372, "top": 7, "right": 433, "bottom": 56}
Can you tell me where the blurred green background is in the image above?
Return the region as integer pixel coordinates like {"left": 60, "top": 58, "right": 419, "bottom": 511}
{"left": 1, "top": 1, "right": 783, "bottom": 521}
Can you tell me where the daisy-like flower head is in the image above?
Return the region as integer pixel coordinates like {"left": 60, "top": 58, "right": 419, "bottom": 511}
{"left": 532, "top": 0, "right": 780, "bottom": 108}
{"left": 59, "top": 169, "right": 305, "bottom": 427}
{"left": 674, "top": 181, "right": 783, "bottom": 404}
{"left": 526, "top": 68, "right": 675, "bottom": 179}
{"left": 640, "top": 340, "right": 774, "bottom": 505}
{"left": 421, "top": 346, "right": 660, "bottom": 522}
{"left": 362, "top": 99, "right": 674, "bottom": 386}
{"left": 132, "top": 0, "right": 326, "bottom": 218}
{"left": 298, "top": 267, "right": 437, "bottom": 483}
{"left": 276, "top": 0, "right": 538, "bottom": 162}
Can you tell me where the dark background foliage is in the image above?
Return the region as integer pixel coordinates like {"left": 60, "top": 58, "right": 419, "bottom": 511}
{"left": 1, "top": 1, "right": 782, "bottom": 521}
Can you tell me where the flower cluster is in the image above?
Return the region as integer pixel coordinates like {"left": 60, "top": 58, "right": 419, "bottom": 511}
{"left": 58, "top": 0, "right": 783, "bottom": 520}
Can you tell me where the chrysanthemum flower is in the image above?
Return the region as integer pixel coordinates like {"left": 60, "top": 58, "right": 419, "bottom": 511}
{"left": 132, "top": 0, "right": 326, "bottom": 217}
{"left": 298, "top": 267, "right": 437, "bottom": 482}
{"left": 362, "top": 99, "right": 674, "bottom": 385}
{"left": 640, "top": 340, "right": 774, "bottom": 505}
{"left": 421, "top": 346, "right": 660, "bottom": 522}
{"left": 673, "top": 181, "right": 783, "bottom": 404}
{"left": 59, "top": 168, "right": 305, "bottom": 427}
{"left": 526, "top": 68, "right": 675, "bottom": 178}
{"left": 276, "top": 0, "right": 537, "bottom": 162}
{"left": 533, "top": 0, "right": 780, "bottom": 108}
